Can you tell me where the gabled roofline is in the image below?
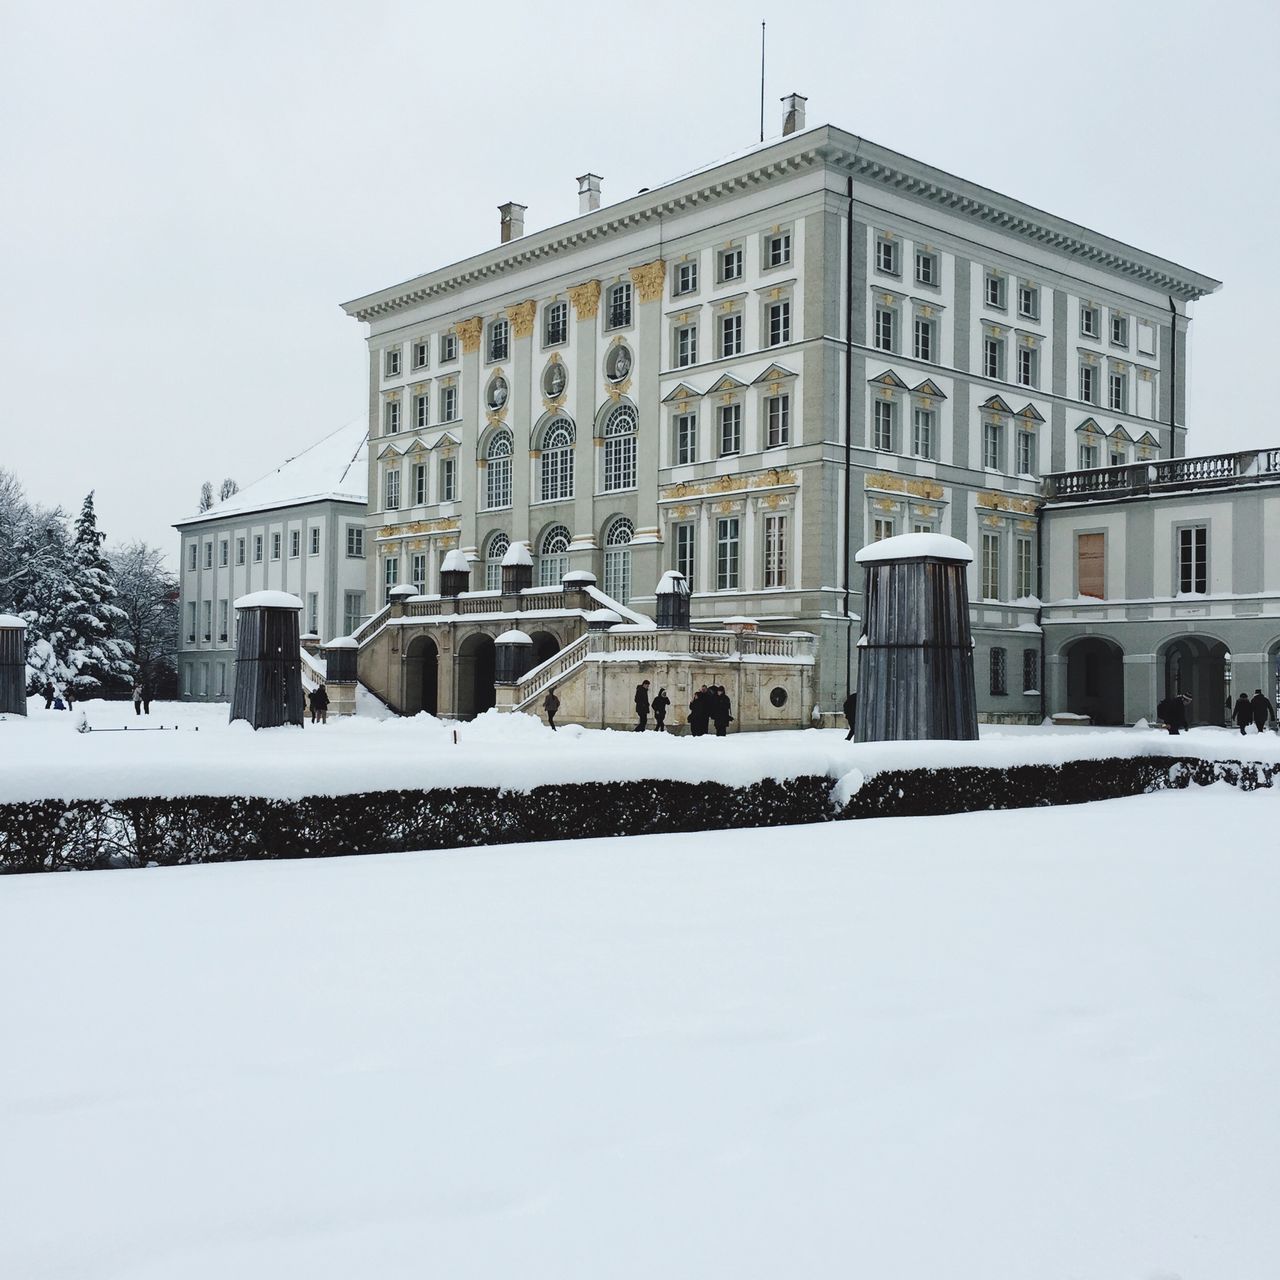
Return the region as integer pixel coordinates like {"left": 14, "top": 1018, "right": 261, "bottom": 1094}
{"left": 340, "top": 123, "right": 1221, "bottom": 324}
{"left": 173, "top": 492, "right": 366, "bottom": 530}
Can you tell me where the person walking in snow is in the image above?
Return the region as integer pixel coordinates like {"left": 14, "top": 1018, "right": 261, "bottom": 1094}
{"left": 1233, "top": 693, "right": 1253, "bottom": 736}
{"left": 141, "top": 680, "right": 151, "bottom": 715}
{"left": 843, "top": 691, "right": 857, "bottom": 741}
{"left": 42, "top": 679, "right": 54, "bottom": 710}
{"left": 64, "top": 687, "right": 75, "bottom": 711}
{"left": 688, "top": 686, "right": 709, "bottom": 737}
{"left": 543, "top": 686, "right": 560, "bottom": 731}
{"left": 652, "top": 687, "right": 670, "bottom": 732}
{"left": 712, "top": 685, "right": 733, "bottom": 737}
{"left": 1157, "top": 692, "right": 1189, "bottom": 736}
{"left": 311, "top": 683, "right": 330, "bottom": 725}
{"left": 132, "top": 682, "right": 143, "bottom": 716}
{"left": 634, "top": 679, "right": 650, "bottom": 732}
{"left": 1251, "top": 689, "right": 1275, "bottom": 733}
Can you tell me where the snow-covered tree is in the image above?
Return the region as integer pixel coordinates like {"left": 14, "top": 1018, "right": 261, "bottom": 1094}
{"left": 199, "top": 481, "right": 214, "bottom": 512}
{"left": 109, "top": 541, "right": 178, "bottom": 693}
{"left": 219, "top": 477, "right": 239, "bottom": 502}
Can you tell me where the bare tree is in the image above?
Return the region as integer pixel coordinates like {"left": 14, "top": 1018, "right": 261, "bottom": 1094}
{"left": 108, "top": 541, "right": 178, "bottom": 692}
{"left": 199, "top": 480, "right": 214, "bottom": 512}
{"left": 219, "top": 477, "right": 239, "bottom": 501}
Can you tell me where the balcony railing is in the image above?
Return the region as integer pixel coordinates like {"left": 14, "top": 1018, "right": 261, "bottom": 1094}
{"left": 1044, "top": 447, "right": 1280, "bottom": 502}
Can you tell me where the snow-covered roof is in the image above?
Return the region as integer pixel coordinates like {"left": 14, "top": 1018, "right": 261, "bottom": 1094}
{"left": 324, "top": 636, "right": 359, "bottom": 650}
{"left": 562, "top": 570, "right": 597, "bottom": 584}
{"left": 856, "top": 533, "right": 974, "bottom": 564}
{"left": 388, "top": 584, "right": 417, "bottom": 599}
{"left": 501, "top": 542, "right": 533, "bottom": 567}
{"left": 0, "top": 614, "right": 27, "bottom": 629}
{"left": 175, "top": 419, "right": 368, "bottom": 528}
{"left": 441, "top": 549, "right": 470, "bottom": 574}
{"left": 234, "top": 591, "right": 304, "bottom": 611}
{"left": 494, "top": 629, "right": 533, "bottom": 646}
{"left": 655, "top": 571, "right": 689, "bottom": 596}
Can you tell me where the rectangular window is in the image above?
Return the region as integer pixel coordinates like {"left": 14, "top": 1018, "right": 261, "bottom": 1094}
{"left": 346, "top": 525, "right": 364, "bottom": 558}
{"left": 414, "top": 392, "right": 429, "bottom": 430}
{"left": 439, "top": 333, "right": 457, "bottom": 363}
{"left": 981, "top": 533, "right": 1001, "bottom": 600}
{"left": 915, "top": 249, "right": 937, "bottom": 286}
{"left": 765, "top": 394, "right": 790, "bottom": 448}
{"left": 718, "top": 403, "right": 742, "bottom": 456}
{"left": 873, "top": 516, "right": 895, "bottom": 542}
{"left": 384, "top": 468, "right": 400, "bottom": 510}
{"left": 1081, "top": 305, "right": 1100, "bottom": 338}
{"left": 219, "top": 539, "right": 228, "bottom": 567}
{"left": 218, "top": 600, "right": 228, "bottom": 642}
{"left": 384, "top": 399, "right": 400, "bottom": 434}
{"left": 309, "top": 526, "right": 319, "bottom": 556}
{"left": 715, "top": 517, "right": 740, "bottom": 590}
{"left": 1080, "top": 364, "right": 1096, "bottom": 404}
{"left": 675, "top": 324, "right": 698, "bottom": 368}
{"left": 200, "top": 600, "right": 211, "bottom": 643}
{"left": 411, "top": 340, "right": 428, "bottom": 370}
{"left": 719, "top": 245, "right": 743, "bottom": 282}
{"left": 307, "top": 592, "right": 319, "bottom": 634}
{"left": 763, "top": 514, "right": 787, "bottom": 588}
{"left": 186, "top": 602, "right": 196, "bottom": 643}
{"left": 486, "top": 454, "right": 512, "bottom": 509}
{"left": 1017, "top": 345, "right": 1037, "bottom": 388}
{"left": 440, "top": 384, "right": 458, "bottom": 422}
{"left": 983, "top": 421, "right": 1002, "bottom": 471}
{"left": 913, "top": 316, "right": 933, "bottom": 362}
{"left": 488, "top": 318, "right": 509, "bottom": 362}
{"left": 874, "top": 306, "right": 895, "bottom": 353}
{"left": 767, "top": 300, "right": 791, "bottom": 347}
{"left": 1077, "top": 532, "right": 1105, "bottom": 598}
{"left": 912, "top": 406, "right": 934, "bottom": 459}
{"left": 544, "top": 300, "right": 568, "bottom": 346}
{"left": 1016, "top": 536, "right": 1034, "bottom": 598}
{"left": 1017, "top": 284, "right": 1039, "bottom": 320}
{"left": 204, "top": 542, "right": 213, "bottom": 569}
{"left": 236, "top": 537, "right": 245, "bottom": 566}
{"left": 674, "top": 412, "right": 697, "bottom": 465}
{"left": 990, "top": 647, "right": 1007, "bottom": 696}
{"left": 1016, "top": 428, "right": 1036, "bottom": 476}
{"left": 384, "top": 348, "right": 400, "bottom": 377}
{"left": 1079, "top": 440, "right": 1100, "bottom": 469}
{"left": 410, "top": 554, "right": 427, "bottom": 595}
{"left": 383, "top": 556, "right": 398, "bottom": 603}
{"left": 253, "top": 534, "right": 263, "bottom": 563}
{"left": 287, "top": 529, "right": 298, "bottom": 559}
{"left": 873, "top": 399, "right": 894, "bottom": 452}
{"left": 1110, "top": 447, "right": 1126, "bottom": 468}
{"left": 1109, "top": 371, "right": 1127, "bottom": 412}
{"left": 674, "top": 523, "right": 695, "bottom": 589}
{"left": 983, "top": 336, "right": 1005, "bottom": 380}
{"left": 766, "top": 231, "right": 791, "bottom": 268}
{"left": 607, "top": 282, "right": 632, "bottom": 329}
{"left": 875, "top": 237, "right": 898, "bottom": 275}
{"left": 187, "top": 542, "right": 196, "bottom": 571}
{"left": 1111, "top": 314, "right": 1128, "bottom": 346}
{"left": 271, "top": 532, "right": 281, "bottom": 561}
{"left": 675, "top": 261, "right": 698, "bottom": 296}
{"left": 343, "top": 591, "right": 365, "bottom": 635}
{"left": 1178, "top": 525, "right": 1207, "bottom": 594}
{"left": 1022, "top": 648, "right": 1039, "bottom": 694}
{"left": 985, "top": 272, "right": 1006, "bottom": 309}
{"left": 719, "top": 312, "right": 742, "bottom": 358}
{"left": 414, "top": 463, "right": 428, "bottom": 506}
{"left": 439, "top": 457, "right": 456, "bottom": 502}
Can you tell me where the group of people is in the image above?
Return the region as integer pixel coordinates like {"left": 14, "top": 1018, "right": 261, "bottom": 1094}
{"left": 41, "top": 680, "right": 76, "bottom": 712}
{"left": 539, "top": 679, "right": 733, "bottom": 734}
{"left": 309, "top": 683, "right": 329, "bottom": 724}
{"left": 1231, "top": 689, "right": 1275, "bottom": 735}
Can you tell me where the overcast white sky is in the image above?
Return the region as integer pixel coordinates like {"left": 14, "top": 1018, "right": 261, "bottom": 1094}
{"left": 1, "top": 0, "right": 1274, "bottom": 559}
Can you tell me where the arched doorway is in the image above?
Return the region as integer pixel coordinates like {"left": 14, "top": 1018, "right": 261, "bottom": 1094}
{"left": 1161, "top": 635, "right": 1229, "bottom": 726}
{"left": 1063, "top": 636, "right": 1125, "bottom": 725}
{"left": 456, "top": 633, "right": 496, "bottom": 718}
{"left": 404, "top": 635, "right": 439, "bottom": 716}
{"left": 529, "top": 630, "right": 561, "bottom": 668}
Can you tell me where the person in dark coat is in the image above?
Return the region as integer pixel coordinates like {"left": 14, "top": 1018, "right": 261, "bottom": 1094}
{"left": 64, "top": 687, "right": 75, "bottom": 711}
{"left": 1233, "top": 693, "right": 1253, "bottom": 736}
{"left": 712, "top": 685, "right": 733, "bottom": 737}
{"left": 688, "top": 686, "right": 709, "bottom": 737}
{"left": 141, "top": 681, "right": 151, "bottom": 715}
{"left": 1251, "top": 689, "right": 1275, "bottom": 733}
{"left": 842, "top": 691, "right": 857, "bottom": 741}
{"left": 634, "top": 679, "right": 650, "bottom": 732}
{"left": 543, "top": 686, "right": 560, "bottom": 731}
{"left": 42, "top": 679, "right": 54, "bottom": 710}
{"left": 310, "top": 683, "right": 330, "bottom": 724}
{"left": 652, "top": 687, "right": 670, "bottom": 732}
{"left": 1157, "top": 692, "right": 1190, "bottom": 735}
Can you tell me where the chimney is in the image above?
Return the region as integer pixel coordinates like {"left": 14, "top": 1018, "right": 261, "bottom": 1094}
{"left": 498, "top": 201, "right": 527, "bottom": 244}
{"left": 781, "top": 92, "right": 807, "bottom": 136}
{"left": 576, "top": 172, "right": 602, "bottom": 214}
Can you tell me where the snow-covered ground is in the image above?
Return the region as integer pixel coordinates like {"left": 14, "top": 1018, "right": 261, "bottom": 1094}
{"left": 2, "top": 696, "right": 1279, "bottom": 804}
{"left": 2, "top": 785, "right": 1277, "bottom": 1278}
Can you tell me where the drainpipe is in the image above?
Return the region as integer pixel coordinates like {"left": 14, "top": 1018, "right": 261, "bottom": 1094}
{"left": 844, "top": 175, "right": 855, "bottom": 698}
{"left": 1167, "top": 296, "right": 1177, "bottom": 456}
{"left": 1037, "top": 513, "right": 1046, "bottom": 724}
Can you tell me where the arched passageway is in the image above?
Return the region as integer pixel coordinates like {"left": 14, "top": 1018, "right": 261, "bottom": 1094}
{"left": 456, "top": 633, "right": 496, "bottom": 719}
{"left": 1161, "top": 635, "right": 1229, "bottom": 726}
{"left": 529, "top": 630, "right": 561, "bottom": 668}
{"left": 1064, "top": 636, "right": 1125, "bottom": 725}
{"left": 404, "top": 635, "right": 439, "bottom": 716}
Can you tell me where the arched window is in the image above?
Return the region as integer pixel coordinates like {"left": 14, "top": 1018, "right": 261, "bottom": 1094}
{"left": 485, "top": 431, "right": 512, "bottom": 510}
{"left": 540, "top": 417, "right": 575, "bottom": 503}
{"left": 539, "top": 524, "right": 571, "bottom": 587}
{"left": 484, "top": 532, "right": 509, "bottom": 592}
{"left": 602, "top": 404, "right": 637, "bottom": 493}
{"left": 603, "top": 516, "right": 634, "bottom": 604}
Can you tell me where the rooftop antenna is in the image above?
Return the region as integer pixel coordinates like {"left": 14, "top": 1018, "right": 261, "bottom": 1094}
{"left": 759, "top": 22, "right": 766, "bottom": 142}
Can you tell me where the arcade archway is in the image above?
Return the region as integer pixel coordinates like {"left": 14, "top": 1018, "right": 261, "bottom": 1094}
{"left": 456, "top": 633, "right": 496, "bottom": 719}
{"left": 1063, "top": 636, "right": 1125, "bottom": 725}
{"left": 404, "top": 635, "right": 439, "bottom": 716}
{"left": 1160, "top": 635, "right": 1229, "bottom": 727}
{"left": 529, "top": 630, "right": 561, "bottom": 667}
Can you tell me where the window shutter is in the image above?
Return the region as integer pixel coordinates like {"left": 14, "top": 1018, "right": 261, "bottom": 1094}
{"left": 1077, "top": 533, "right": 1105, "bottom": 599}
